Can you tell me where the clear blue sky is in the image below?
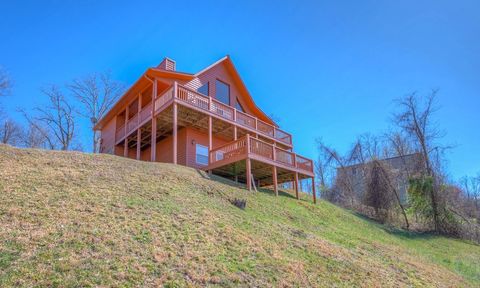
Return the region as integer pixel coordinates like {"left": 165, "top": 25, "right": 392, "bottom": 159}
{"left": 0, "top": 1, "right": 479, "bottom": 180}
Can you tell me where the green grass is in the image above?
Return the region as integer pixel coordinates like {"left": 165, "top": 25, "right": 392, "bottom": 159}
{"left": 0, "top": 144, "right": 479, "bottom": 287}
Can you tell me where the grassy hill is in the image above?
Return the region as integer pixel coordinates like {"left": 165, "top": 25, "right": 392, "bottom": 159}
{"left": 0, "top": 144, "right": 479, "bottom": 287}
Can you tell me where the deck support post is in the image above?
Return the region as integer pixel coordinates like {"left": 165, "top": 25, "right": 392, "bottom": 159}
{"left": 172, "top": 82, "right": 178, "bottom": 165}
{"left": 312, "top": 177, "right": 317, "bottom": 204}
{"left": 136, "top": 92, "right": 142, "bottom": 160}
{"left": 136, "top": 128, "right": 141, "bottom": 160}
{"left": 246, "top": 158, "right": 252, "bottom": 191}
{"left": 245, "top": 134, "right": 251, "bottom": 191}
{"left": 151, "top": 117, "right": 156, "bottom": 161}
{"left": 124, "top": 105, "right": 129, "bottom": 157}
{"left": 272, "top": 165, "right": 278, "bottom": 196}
{"left": 233, "top": 125, "right": 237, "bottom": 141}
{"left": 208, "top": 116, "right": 212, "bottom": 173}
{"left": 173, "top": 102, "right": 178, "bottom": 165}
{"left": 294, "top": 172, "right": 299, "bottom": 200}
{"left": 151, "top": 79, "right": 157, "bottom": 162}
{"left": 124, "top": 137, "right": 128, "bottom": 157}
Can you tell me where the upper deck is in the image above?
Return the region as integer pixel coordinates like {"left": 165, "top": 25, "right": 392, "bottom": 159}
{"left": 113, "top": 83, "right": 293, "bottom": 148}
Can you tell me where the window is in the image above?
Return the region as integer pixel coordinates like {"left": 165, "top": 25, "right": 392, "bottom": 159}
{"left": 197, "top": 82, "right": 209, "bottom": 96}
{"left": 235, "top": 98, "right": 245, "bottom": 112}
{"left": 215, "top": 79, "right": 230, "bottom": 105}
{"left": 195, "top": 144, "right": 209, "bottom": 165}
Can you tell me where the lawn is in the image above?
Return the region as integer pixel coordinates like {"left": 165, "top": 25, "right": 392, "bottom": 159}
{"left": 0, "top": 144, "right": 478, "bottom": 287}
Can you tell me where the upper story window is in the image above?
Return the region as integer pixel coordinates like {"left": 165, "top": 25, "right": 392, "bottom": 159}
{"left": 215, "top": 79, "right": 230, "bottom": 105}
{"left": 235, "top": 98, "right": 245, "bottom": 112}
{"left": 195, "top": 144, "right": 209, "bottom": 166}
{"left": 197, "top": 82, "right": 209, "bottom": 96}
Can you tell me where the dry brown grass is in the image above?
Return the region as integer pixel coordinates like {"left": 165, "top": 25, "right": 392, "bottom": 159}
{"left": 0, "top": 144, "right": 479, "bottom": 287}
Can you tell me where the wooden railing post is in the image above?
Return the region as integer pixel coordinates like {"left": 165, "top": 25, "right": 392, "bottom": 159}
{"left": 246, "top": 134, "right": 250, "bottom": 155}
{"left": 272, "top": 145, "right": 276, "bottom": 162}
{"left": 173, "top": 81, "right": 178, "bottom": 99}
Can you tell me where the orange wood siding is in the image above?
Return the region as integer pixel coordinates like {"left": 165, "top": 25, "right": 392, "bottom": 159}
{"left": 100, "top": 117, "right": 116, "bottom": 154}
{"left": 140, "top": 128, "right": 187, "bottom": 165}
{"left": 185, "top": 127, "right": 228, "bottom": 169}
{"left": 184, "top": 62, "right": 253, "bottom": 116}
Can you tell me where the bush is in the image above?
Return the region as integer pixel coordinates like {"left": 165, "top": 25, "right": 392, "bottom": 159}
{"left": 408, "top": 176, "right": 461, "bottom": 236}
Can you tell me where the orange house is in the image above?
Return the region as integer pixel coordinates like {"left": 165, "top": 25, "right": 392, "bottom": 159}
{"left": 94, "top": 56, "right": 316, "bottom": 203}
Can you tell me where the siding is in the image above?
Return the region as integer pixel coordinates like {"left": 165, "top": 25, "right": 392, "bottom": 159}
{"left": 100, "top": 117, "right": 116, "bottom": 154}
{"left": 185, "top": 127, "right": 228, "bottom": 169}
{"left": 183, "top": 62, "right": 253, "bottom": 115}
{"left": 140, "top": 128, "right": 187, "bottom": 166}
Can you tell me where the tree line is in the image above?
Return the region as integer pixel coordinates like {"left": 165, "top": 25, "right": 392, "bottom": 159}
{"left": 316, "top": 91, "right": 480, "bottom": 242}
{"left": 0, "top": 66, "right": 124, "bottom": 152}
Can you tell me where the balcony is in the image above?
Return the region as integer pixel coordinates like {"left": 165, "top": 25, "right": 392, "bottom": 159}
{"left": 115, "top": 84, "right": 293, "bottom": 148}
{"left": 115, "top": 102, "right": 153, "bottom": 144}
{"left": 153, "top": 84, "right": 293, "bottom": 146}
{"left": 207, "top": 135, "right": 314, "bottom": 176}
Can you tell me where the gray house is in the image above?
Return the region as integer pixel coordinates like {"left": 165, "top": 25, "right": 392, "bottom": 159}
{"left": 336, "top": 153, "right": 424, "bottom": 203}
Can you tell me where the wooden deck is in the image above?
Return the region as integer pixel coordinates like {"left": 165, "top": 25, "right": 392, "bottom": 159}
{"left": 206, "top": 135, "right": 314, "bottom": 177}
{"left": 114, "top": 83, "right": 293, "bottom": 148}
{"left": 108, "top": 81, "right": 316, "bottom": 203}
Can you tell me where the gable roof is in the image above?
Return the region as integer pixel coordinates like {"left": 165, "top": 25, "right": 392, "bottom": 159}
{"left": 94, "top": 56, "right": 277, "bottom": 130}
{"left": 195, "top": 55, "right": 277, "bottom": 127}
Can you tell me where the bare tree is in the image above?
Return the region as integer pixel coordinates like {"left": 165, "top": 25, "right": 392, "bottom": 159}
{"left": 460, "top": 175, "right": 480, "bottom": 221}
{"left": 21, "top": 86, "right": 75, "bottom": 150}
{"left": 364, "top": 160, "right": 396, "bottom": 222}
{"left": 393, "top": 90, "right": 450, "bottom": 232}
{"left": 0, "top": 66, "right": 11, "bottom": 97}
{"left": 0, "top": 118, "right": 23, "bottom": 145}
{"left": 316, "top": 139, "right": 360, "bottom": 206}
{"left": 68, "top": 72, "right": 123, "bottom": 152}
{"left": 22, "top": 123, "right": 51, "bottom": 149}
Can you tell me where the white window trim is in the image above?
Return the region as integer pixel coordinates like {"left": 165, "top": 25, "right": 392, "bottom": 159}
{"left": 195, "top": 144, "right": 209, "bottom": 166}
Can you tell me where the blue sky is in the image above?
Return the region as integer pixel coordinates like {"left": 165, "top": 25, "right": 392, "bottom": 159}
{"left": 0, "top": 1, "right": 479, "bottom": 180}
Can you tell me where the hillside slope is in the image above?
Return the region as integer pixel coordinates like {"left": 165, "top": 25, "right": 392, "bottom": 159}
{"left": 0, "top": 145, "right": 479, "bottom": 287}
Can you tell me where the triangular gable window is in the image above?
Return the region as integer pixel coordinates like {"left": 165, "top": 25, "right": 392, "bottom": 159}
{"left": 197, "top": 82, "right": 209, "bottom": 96}
{"left": 235, "top": 98, "right": 245, "bottom": 112}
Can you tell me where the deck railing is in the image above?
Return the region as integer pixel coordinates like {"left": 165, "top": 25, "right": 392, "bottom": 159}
{"left": 115, "top": 124, "right": 126, "bottom": 143}
{"left": 209, "top": 137, "right": 248, "bottom": 164}
{"left": 175, "top": 85, "right": 292, "bottom": 146}
{"left": 140, "top": 102, "right": 152, "bottom": 123}
{"left": 295, "top": 154, "right": 314, "bottom": 173}
{"left": 115, "top": 83, "right": 294, "bottom": 147}
{"left": 155, "top": 87, "right": 174, "bottom": 112}
{"left": 209, "top": 135, "right": 313, "bottom": 175}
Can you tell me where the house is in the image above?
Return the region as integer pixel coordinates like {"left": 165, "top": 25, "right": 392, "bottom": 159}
{"left": 336, "top": 153, "right": 424, "bottom": 203}
{"left": 94, "top": 56, "right": 316, "bottom": 203}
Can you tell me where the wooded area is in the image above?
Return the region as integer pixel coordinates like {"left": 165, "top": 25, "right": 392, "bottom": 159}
{"left": 316, "top": 91, "right": 480, "bottom": 242}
